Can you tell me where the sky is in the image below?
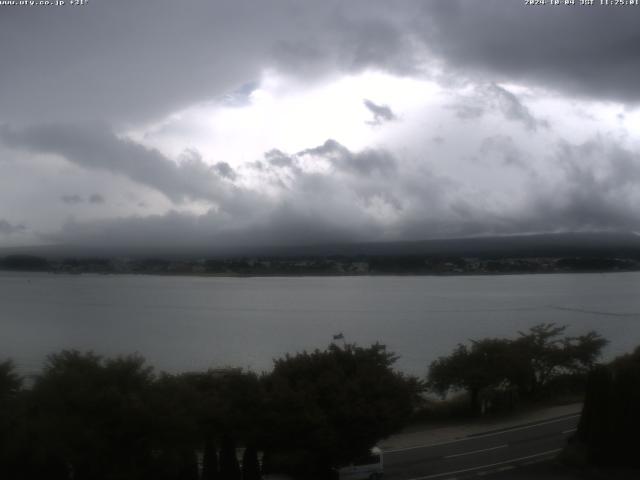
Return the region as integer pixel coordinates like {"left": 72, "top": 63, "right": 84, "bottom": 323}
{"left": 1, "top": 0, "right": 640, "bottom": 250}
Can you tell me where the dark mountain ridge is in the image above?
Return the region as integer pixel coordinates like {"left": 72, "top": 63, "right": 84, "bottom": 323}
{"left": 1, "top": 231, "right": 639, "bottom": 261}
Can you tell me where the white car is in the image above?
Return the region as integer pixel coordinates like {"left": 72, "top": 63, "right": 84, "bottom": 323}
{"left": 336, "top": 446, "right": 383, "bottom": 480}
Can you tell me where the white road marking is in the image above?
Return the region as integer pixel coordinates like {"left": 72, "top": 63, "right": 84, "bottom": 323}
{"left": 444, "top": 444, "right": 508, "bottom": 459}
{"left": 562, "top": 428, "right": 577, "bottom": 434}
{"left": 405, "top": 448, "right": 562, "bottom": 480}
{"left": 385, "top": 414, "right": 580, "bottom": 453}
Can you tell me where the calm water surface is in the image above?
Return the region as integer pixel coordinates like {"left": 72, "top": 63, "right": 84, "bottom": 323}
{"left": 1, "top": 271, "right": 639, "bottom": 376}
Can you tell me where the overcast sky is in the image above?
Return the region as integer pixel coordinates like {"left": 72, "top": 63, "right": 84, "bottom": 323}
{"left": 1, "top": 0, "right": 640, "bottom": 250}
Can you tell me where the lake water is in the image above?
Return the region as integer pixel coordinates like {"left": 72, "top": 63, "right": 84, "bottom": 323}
{"left": 1, "top": 271, "right": 639, "bottom": 377}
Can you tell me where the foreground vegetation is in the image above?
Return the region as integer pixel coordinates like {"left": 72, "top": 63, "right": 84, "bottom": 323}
{"left": 1, "top": 323, "right": 631, "bottom": 479}
{"left": 571, "top": 346, "right": 640, "bottom": 469}
{"left": 427, "top": 324, "right": 607, "bottom": 415}
{"left": 0, "top": 344, "right": 421, "bottom": 480}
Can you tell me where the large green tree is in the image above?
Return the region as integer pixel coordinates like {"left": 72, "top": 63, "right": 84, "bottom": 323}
{"left": 0, "top": 360, "right": 24, "bottom": 479}
{"left": 0, "top": 360, "right": 21, "bottom": 399}
{"left": 428, "top": 324, "right": 607, "bottom": 413}
{"left": 148, "top": 372, "right": 202, "bottom": 480}
{"left": 428, "top": 338, "right": 515, "bottom": 414}
{"left": 149, "top": 368, "right": 263, "bottom": 480}
{"left": 241, "top": 445, "right": 261, "bottom": 480}
{"left": 27, "top": 351, "right": 157, "bottom": 480}
{"left": 513, "top": 324, "right": 607, "bottom": 396}
{"left": 181, "top": 368, "right": 264, "bottom": 445}
{"left": 577, "top": 346, "right": 640, "bottom": 467}
{"left": 261, "top": 343, "right": 423, "bottom": 477}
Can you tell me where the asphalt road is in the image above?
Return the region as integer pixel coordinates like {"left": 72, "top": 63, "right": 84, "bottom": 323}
{"left": 382, "top": 414, "right": 580, "bottom": 480}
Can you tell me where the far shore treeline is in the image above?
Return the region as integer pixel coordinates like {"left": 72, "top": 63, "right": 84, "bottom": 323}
{"left": 2, "top": 252, "right": 640, "bottom": 277}
{"left": 3, "top": 232, "right": 640, "bottom": 276}
{"left": 1, "top": 325, "right": 639, "bottom": 479}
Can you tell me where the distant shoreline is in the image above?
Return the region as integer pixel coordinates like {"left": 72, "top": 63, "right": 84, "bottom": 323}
{"left": 2, "top": 266, "right": 639, "bottom": 279}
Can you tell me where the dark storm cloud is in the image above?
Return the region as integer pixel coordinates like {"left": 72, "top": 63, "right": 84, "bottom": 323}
{"left": 480, "top": 135, "right": 526, "bottom": 168}
{"left": 509, "top": 139, "right": 640, "bottom": 234}
{"left": 514, "top": 194, "right": 640, "bottom": 237}
{"left": 363, "top": 99, "right": 397, "bottom": 125}
{"left": 254, "top": 139, "right": 398, "bottom": 178}
{"left": 0, "top": 219, "right": 26, "bottom": 235}
{"left": 60, "top": 192, "right": 108, "bottom": 206}
{"left": 0, "top": 0, "right": 420, "bottom": 126}
{"left": 270, "top": 5, "right": 421, "bottom": 77}
{"left": 255, "top": 142, "right": 405, "bottom": 215}
{"left": 46, "top": 205, "right": 371, "bottom": 250}
{"left": 89, "top": 194, "right": 105, "bottom": 205}
{"left": 213, "top": 162, "right": 237, "bottom": 181}
{"left": 487, "top": 84, "right": 549, "bottom": 130}
{"left": 385, "top": 137, "right": 640, "bottom": 240}
{"left": 60, "top": 195, "right": 84, "bottom": 205}
{"left": 0, "top": 124, "right": 231, "bottom": 205}
{"left": 559, "top": 141, "right": 640, "bottom": 228}
{"left": 555, "top": 139, "right": 640, "bottom": 192}
{"left": 3, "top": 0, "right": 640, "bottom": 249}
{"left": 448, "top": 84, "right": 547, "bottom": 130}
{"left": 265, "top": 149, "right": 297, "bottom": 169}
{"left": 451, "top": 105, "right": 484, "bottom": 121}
{"left": 42, "top": 140, "right": 423, "bottom": 248}
{"left": 484, "top": 85, "right": 548, "bottom": 131}
{"left": 420, "top": 0, "right": 640, "bottom": 103}
{"left": 1, "top": 0, "right": 637, "bottom": 132}
{"left": 0, "top": 1, "right": 264, "bottom": 125}
{"left": 299, "top": 139, "right": 397, "bottom": 176}
{"left": 220, "top": 81, "right": 259, "bottom": 107}
{"left": 32, "top": 133, "right": 640, "bottom": 248}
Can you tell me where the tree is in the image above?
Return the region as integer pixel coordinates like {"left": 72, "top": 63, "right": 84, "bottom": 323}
{"left": 261, "top": 343, "right": 422, "bottom": 477}
{"left": 577, "top": 346, "right": 640, "bottom": 467}
{"left": 27, "top": 350, "right": 157, "bottom": 480}
{"left": 428, "top": 339, "right": 514, "bottom": 414}
{"left": 219, "top": 435, "right": 241, "bottom": 480}
{"left": 1, "top": 254, "right": 49, "bottom": 271}
{"left": 428, "top": 324, "right": 608, "bottom": 413}
{"left": 147, "top": 373, "right": 202, "bottom": 480}
{"left": 179, "top": 449, "right": 199, "bottom": 480}
{"left": 0, "top": 359, "right": 21, "bottom": 446}
{"left": 182, "top": 368, "right": 264, "bottom": 446}
{"left": 241, "top": 445, "right": 261, "bottom": 480}
{"left": 514, "top": 323, "right": 607, "bottom": 396}
{"left": 0, "top": 360, "right": 21, "bottom": 399}
{"left": 201, "top": 437, "right": 219, "bottom": 480}
{"left": 0, "top": 360, "right": 25, "bottom": 479}
{"left": 577, "top": 365, "right": 613, "bottom": 464}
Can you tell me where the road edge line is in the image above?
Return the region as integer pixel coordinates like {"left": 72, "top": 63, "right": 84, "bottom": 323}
{"left": 406, "top": 448, "right": 562, "bottom": 480}
{"left": 385, "top": 414, "right": 580, "bottom": 453}
{"left": 444, "top": 444, "right": 508, "bottom": 459}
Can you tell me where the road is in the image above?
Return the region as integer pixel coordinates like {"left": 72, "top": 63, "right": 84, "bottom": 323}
{"left": 383, "top": 414, "right": 579, "bottom": 480}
